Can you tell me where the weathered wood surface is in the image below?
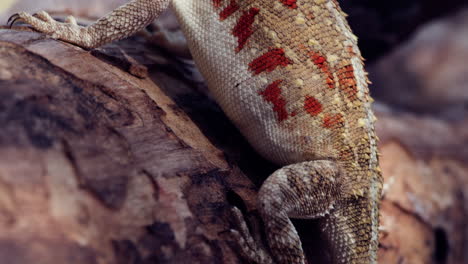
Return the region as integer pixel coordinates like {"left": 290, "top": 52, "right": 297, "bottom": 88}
{"left": 0, "top": 27, "right": 262, "bottom": 264}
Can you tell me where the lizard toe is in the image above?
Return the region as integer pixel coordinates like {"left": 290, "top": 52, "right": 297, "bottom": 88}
{"left": 64, "top": 15, "right": 78, "bottom": 26}
{"left": 7, "top": 11, "right": 60, "bottom": 35}
{"left": 226, "top": 207, "right": 274, "bottom": 264}
{"left": 32, "top": 11, "right": 56, "bottom": 23}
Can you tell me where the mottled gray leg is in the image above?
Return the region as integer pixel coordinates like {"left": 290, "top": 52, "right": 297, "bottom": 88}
{"left": 8, "top": 0, "right": 171, "bottom": 49}
{"left": 234, "top": 160, "right": 344, "bottom": 264}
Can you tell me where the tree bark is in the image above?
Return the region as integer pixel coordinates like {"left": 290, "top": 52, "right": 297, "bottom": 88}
{"left": 0, "top": 27, "right": 260, "bottom": 264}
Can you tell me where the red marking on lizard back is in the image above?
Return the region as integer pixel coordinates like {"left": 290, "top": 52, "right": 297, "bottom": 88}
{"left": 337, "top": 65, "right": 358, "bottom": 101}
{"left": 220, "top": 0, "right": 240, "bottom": 20}
{"left": 304, "top": 96, "right": 323, "bottom": 116}
{"left": 279, "top": 0, "right": 298, "bottom": 9}
{"left": 259, "top": 80, "right": 289, "bottom": 122}
{"left": 233, "top": 8, "right": 260, "bottom": 51}
{"left": 249, "top": 48, "right": 292, "bottom": 75}
{"left": 212, "top": 0, "right": 223, "bottom": 8}
{"left": 308, "top": 51, "right": 335, "bottom": 89}
{"left": 323, "top": 113, "right": 344, "bottom": 129}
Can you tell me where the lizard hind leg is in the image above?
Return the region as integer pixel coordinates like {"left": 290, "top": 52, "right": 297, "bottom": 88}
{"left": 257, "top": 160, "right": 343, "bottom": 264}
{"left": 231, "top": 160, "right": 343, "bottom": 264}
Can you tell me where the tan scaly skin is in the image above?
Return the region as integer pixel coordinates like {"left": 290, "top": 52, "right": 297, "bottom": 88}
{"left": 8, "top": 0, "right": 383, "bottom": 263}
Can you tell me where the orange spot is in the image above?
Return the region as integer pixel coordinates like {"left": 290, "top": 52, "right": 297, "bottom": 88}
{"left": 259, "top": 80, "right": 289, "bottom": 122}
{"left": 323, "top": 113, "right": 344, "bottom": 129}
{"left": 232, "top": 7, "right": 260, "bottom": 51}
{"left": 308, "top": 51, "right": 335, "bottom": 89}
{"left": 220, "top": 0, "right": 240, "bottom": 20}
{"left": 337, "top": 65, "right": 358, "bottom": 101}
{"left": 249, "top": 48, "right": 292, "bottom": 75}
{"left": 304, "top": 96, "right": 323, "bottom": 116}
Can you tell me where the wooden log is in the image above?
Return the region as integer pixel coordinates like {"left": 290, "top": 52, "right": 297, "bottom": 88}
{"left": 0, "top": 27, "right": 260, "bottom": 264}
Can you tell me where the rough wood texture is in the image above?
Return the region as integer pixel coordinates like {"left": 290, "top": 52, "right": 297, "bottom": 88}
{"left": 0, "top": 8, "right": 467, "bottom": 264}
{"left": 0, "top": 28, "right": 260, "bottom": 264}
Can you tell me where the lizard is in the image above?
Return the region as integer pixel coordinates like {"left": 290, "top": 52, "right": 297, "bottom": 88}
{"left": 8, "top": 0, "right": 383, "bottom": 263}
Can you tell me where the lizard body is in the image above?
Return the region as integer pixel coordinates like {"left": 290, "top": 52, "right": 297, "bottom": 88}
{"left": 8, "top": 0, "right": 383, "bottom": 263}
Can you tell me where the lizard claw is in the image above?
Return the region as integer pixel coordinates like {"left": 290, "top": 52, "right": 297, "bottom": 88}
{"left": 7, "top": 13, "right": 21, "bottom": 28}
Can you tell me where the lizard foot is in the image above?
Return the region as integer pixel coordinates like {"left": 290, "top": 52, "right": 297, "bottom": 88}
{"left": 8, "top": 11, "right": 64, "bottom": 33}
{"left": 224, "top": 207, "right": 274, "bottom": 264}
{"left": 7, "top": 11, "right": 95, "bottom": 48}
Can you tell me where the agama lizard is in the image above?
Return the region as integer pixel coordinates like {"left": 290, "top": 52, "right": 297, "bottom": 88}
{"left": 8, "top": 0, "right": 383, "bottom": 263}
